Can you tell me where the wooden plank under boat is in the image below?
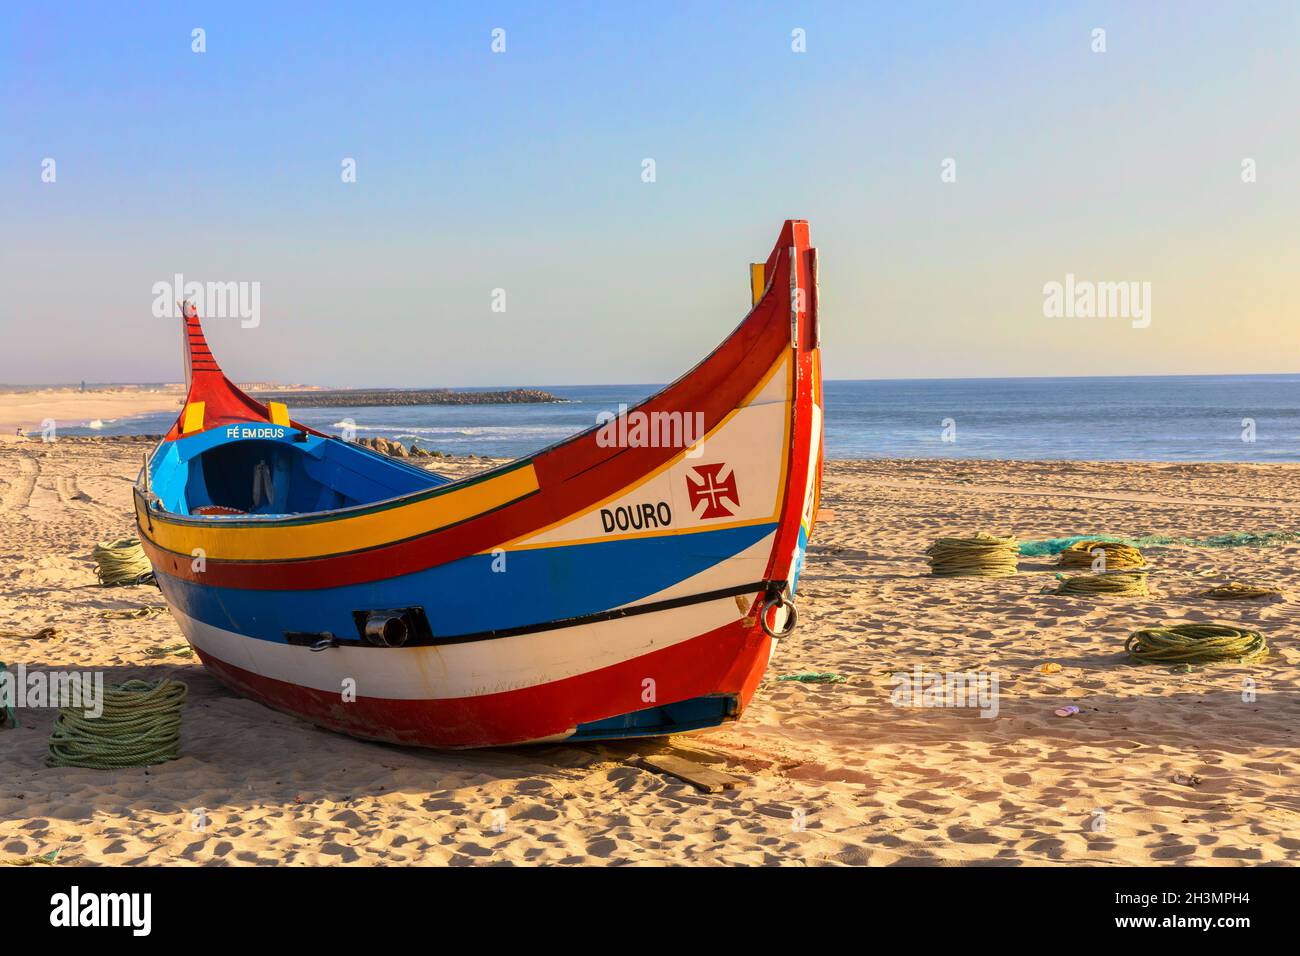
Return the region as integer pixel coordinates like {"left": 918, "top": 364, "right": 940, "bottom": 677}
{"left": 134, "top": 219, "right": 824, "bottom": 748}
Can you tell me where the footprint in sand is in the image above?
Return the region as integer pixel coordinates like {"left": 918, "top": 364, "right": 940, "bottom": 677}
{"left": 0, "top": 453, "right": 38, "bottom": 512}
{"left": 55, "top": 476, "right": 93, "bottom": 504}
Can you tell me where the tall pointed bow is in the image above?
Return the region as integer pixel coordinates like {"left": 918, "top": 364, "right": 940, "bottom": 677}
{"left": 162, "top": 305, "right": 320, "bottom": 442}
{"left": 766, "top": 222, "right": 823, "bottom": 591}
{"left": 136, "top": 220, "right": 823, "bottom": 748}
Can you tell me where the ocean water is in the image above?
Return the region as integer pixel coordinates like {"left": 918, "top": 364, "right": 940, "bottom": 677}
{"left": 66, "top": 375, "right": 1300, "bottom": 462}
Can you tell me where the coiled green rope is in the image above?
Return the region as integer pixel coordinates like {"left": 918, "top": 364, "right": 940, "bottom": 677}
{"left": 926, "top": 534, "right": 1020, "bottom": 577}
{"left": 47, "top": 679, "right": 187, "bottom": 769}
{"left": 92, "top": 538, "right": 155, "bottom": 586}
{"left": 1125, "top": 623, "right": 1267, "bottom": 665}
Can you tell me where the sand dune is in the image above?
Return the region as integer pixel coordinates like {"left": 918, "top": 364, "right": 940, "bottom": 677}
{"left": 0, "top": 387, "right": 183, "bottom": 436}
{"left": 0, "top": 443, "right": 1296, "bottom": 865}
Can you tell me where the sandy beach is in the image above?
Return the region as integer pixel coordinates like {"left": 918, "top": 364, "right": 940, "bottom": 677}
{"left": 0, "top": 440, "right": 1296, "bottom": 866}
{"left": 0, "top": 387, "right": 183, "bottom": 437}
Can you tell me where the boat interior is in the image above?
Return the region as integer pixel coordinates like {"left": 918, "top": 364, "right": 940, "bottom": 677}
{"left": 149, "top": 431, "right": 450, "bottom": 517}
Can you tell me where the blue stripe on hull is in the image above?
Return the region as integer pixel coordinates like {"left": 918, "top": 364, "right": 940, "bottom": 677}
{"left": 160, "top": 522, "right": 777, "bottom": 644}
{"left": 790, "top": 524, "right": 809, "bottom": 594}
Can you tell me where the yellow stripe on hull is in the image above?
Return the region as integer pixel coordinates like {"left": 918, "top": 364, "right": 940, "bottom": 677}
{"left": 139, "top": 351, "right": 795, "bottom": 563}
{"left": 138, "top": 463, "right": 539, "bottom": 561}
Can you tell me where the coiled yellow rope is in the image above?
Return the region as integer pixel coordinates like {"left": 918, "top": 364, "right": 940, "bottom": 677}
{"left": 926, "top": 534, "right": 1020, "bottom": 577}
{"left": 47, "top": 679, "right": 187, "bottom": 769}
{"left": 92, "top": 538, "right": 155, "bottom": 586}
{"left": 99, "top": 605, "right": 167, "bottom": 620}
{"left": 776, "top": 672, "right": 848, "bottom": 684}
{"left": 0, "top": 849, "right": 59, "bottom": 866}
{"left": 1196, "top": 582, "right": 1284, "bottom": 601}
{"left": 1125, "top": 623, "right": 1267, "bottom": 665}
{"left": 1058, "top": 539, "right": 1146, "bottom": 570}
{"left": 1053, "top": 571, "right": 1150, "bottom": 597}
{"left": 145, "top": 643, "right": 193, "bottom": 659}
{"left": 0, "top": 625, "right": 60, "bottom": 640}
{"left": 0, "top": 661, "right": 17, "bottom": 728}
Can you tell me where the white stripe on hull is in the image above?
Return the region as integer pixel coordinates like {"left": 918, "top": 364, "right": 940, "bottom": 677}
{"left": 172, "top": 531, "right": 777, "bottom": 700}
{"left": 175, "top": 597, "right": 735, "bottom": 700}
{"left": 515, "top": 355, "right": 791, "bottom": 549}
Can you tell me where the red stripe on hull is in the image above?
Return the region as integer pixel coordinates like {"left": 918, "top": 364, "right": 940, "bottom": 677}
{"left": 764, "top": 228, "right": 817, "bottom": 586}
{"left": 141, "top": 222, "right": 812, "bottom": 592}
{"left": 191, "top": 620, "right": 774, "bottom": 748}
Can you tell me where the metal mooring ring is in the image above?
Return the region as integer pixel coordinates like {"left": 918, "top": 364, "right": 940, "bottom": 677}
{"left": 760, "top": 592, "right": 798, "bottom": 639}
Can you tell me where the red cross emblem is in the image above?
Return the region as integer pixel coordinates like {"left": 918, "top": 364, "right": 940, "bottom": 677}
{"left": 686, "top": 463, "right": 740, "bottom": 519}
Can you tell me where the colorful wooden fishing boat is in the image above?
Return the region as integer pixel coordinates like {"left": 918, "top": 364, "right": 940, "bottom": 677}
{"left": 135, "top": 219, "right": 823, "bottom": 748}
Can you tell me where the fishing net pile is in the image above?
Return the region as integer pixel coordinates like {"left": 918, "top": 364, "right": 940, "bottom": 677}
{"left": 1019, "top": 531, "right": 1300, "bottom": 557}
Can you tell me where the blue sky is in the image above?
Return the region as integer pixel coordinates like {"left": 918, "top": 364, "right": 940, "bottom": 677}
{"left": 2, "top": 2, "right": 1297, "bottom": 386}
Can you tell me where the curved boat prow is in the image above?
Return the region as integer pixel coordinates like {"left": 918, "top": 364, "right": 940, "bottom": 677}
{"left": 165, "top": 302, "right": 315, "bottom": 442}
{"left": 136, "top": 220, "right": 824, "bottom": 748}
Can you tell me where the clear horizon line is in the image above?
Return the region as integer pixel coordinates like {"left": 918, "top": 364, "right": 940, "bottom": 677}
{"left": 5, "top": 368, "right": 1298, "bottom": 392}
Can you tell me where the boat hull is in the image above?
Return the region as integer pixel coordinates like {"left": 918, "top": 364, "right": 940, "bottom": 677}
{"left": 168, "top": 595, "right": 778, "bottom": 747}
{"left": 136, "top": 220, "right": 823, "bottom": 748}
